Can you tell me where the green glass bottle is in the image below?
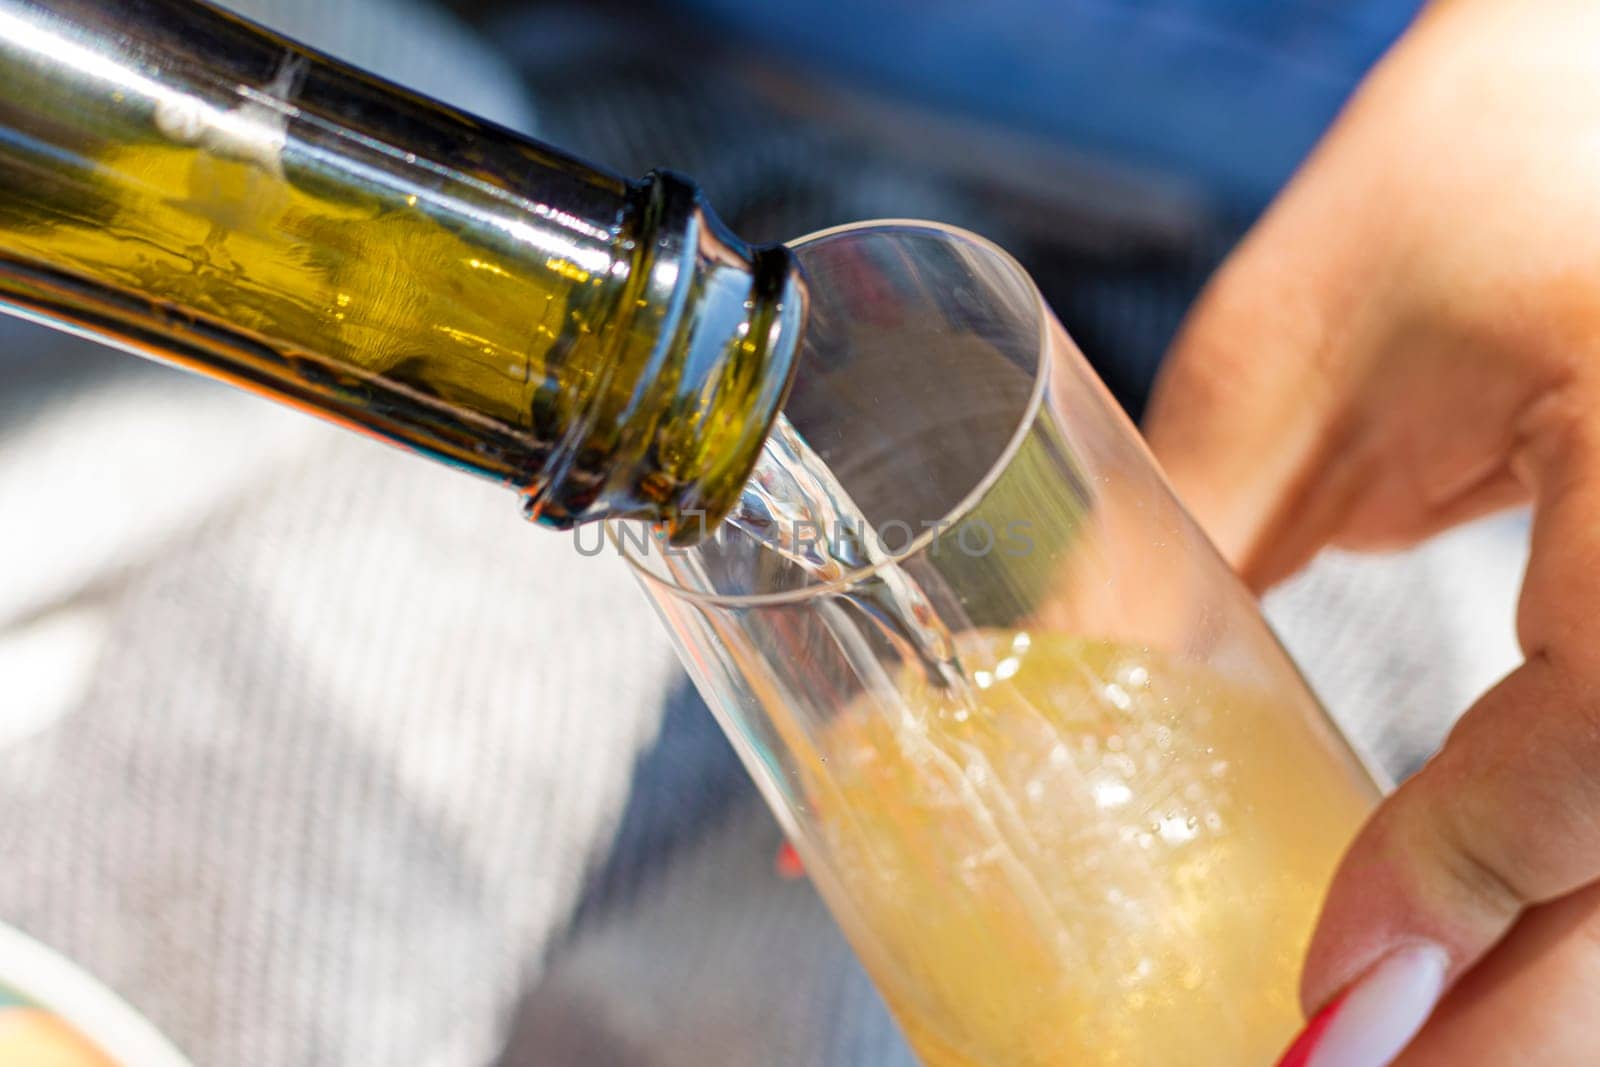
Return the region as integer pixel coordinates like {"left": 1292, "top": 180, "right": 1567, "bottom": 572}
{"left": 0, "top": 0, "right": 804, "bottom": 541}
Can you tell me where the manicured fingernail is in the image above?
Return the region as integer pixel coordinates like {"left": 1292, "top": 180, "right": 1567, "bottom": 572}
{"left": 1275, "top": 944, "right": 1449, "bottom": 1067}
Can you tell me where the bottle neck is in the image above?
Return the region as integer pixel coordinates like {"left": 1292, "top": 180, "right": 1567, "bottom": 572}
{"left": 531, "top": 170, "right": 805, "bottom": 539}
{"left": 0, "top": 0, "right": 804, "bottom": 540}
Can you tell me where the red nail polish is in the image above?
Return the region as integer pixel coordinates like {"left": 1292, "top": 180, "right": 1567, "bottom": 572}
{"left": 775, "top": 841, "right": 805, "bottom": 879}
{"left": 1273, "top": 946, "right": 1448, "bottom": 1067}
{"left": 1275, "top": 990, "right": 1348, "bottom": 1067}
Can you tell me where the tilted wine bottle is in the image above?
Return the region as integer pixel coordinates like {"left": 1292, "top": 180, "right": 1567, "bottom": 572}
{"left": 0, "top": 0, "right": 805, "bottom": 541}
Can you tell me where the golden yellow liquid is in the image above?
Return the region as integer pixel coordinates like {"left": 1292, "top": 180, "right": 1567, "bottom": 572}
{"left": 803, "top": 633, "right": 1373, "bottom": 1067}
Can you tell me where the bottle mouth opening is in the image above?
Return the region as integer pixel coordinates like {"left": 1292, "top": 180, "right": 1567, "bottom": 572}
{"left": 619, "top": 218, "right": 1050, "bottom": 608}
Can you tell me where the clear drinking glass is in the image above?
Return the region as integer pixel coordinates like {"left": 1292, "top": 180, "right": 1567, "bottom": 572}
{"left": 621, "top": 222, "right": 1379, "bottom": 1066}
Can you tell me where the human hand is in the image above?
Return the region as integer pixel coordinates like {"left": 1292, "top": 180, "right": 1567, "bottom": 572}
{"left": 1144, "top": 1, "right": 1600, "bottom": 1063}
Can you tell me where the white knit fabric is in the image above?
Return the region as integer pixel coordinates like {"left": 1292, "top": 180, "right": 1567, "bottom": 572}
{"left": 0, "top": 350, "right": 685, "bottom": 1065}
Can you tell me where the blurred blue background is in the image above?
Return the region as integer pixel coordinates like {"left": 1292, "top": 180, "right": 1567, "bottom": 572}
{"left": 485, "top": 0, "right": 1424, "bottom": 412}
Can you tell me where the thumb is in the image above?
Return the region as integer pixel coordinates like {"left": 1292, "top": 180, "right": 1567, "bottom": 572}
{"left": 1144, "top": 208, "right": 1369, "bottom": 588}
{"left": 1280, "top": 387, "right": 1600, "bottom": 1066}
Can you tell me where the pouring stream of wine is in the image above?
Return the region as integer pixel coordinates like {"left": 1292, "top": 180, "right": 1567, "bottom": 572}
{"left": 719, "top": 415, "right": 975, "bottom": 700}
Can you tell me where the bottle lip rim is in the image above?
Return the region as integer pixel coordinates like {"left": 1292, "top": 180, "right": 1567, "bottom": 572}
{"left": 652, "top": 203, "right": 808, "bottom": 545}
{"left": 617, "top": 217, "right": 1051, "bottom": 609}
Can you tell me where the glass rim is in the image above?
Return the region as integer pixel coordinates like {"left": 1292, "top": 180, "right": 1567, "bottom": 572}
{"left": 617, "top": 218, "right": 1051, "bottom": 609}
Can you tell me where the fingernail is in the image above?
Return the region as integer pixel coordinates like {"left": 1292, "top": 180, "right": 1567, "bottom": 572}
{"left": 1275, "top": 944, "right": 1449, "bottom": 1067}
